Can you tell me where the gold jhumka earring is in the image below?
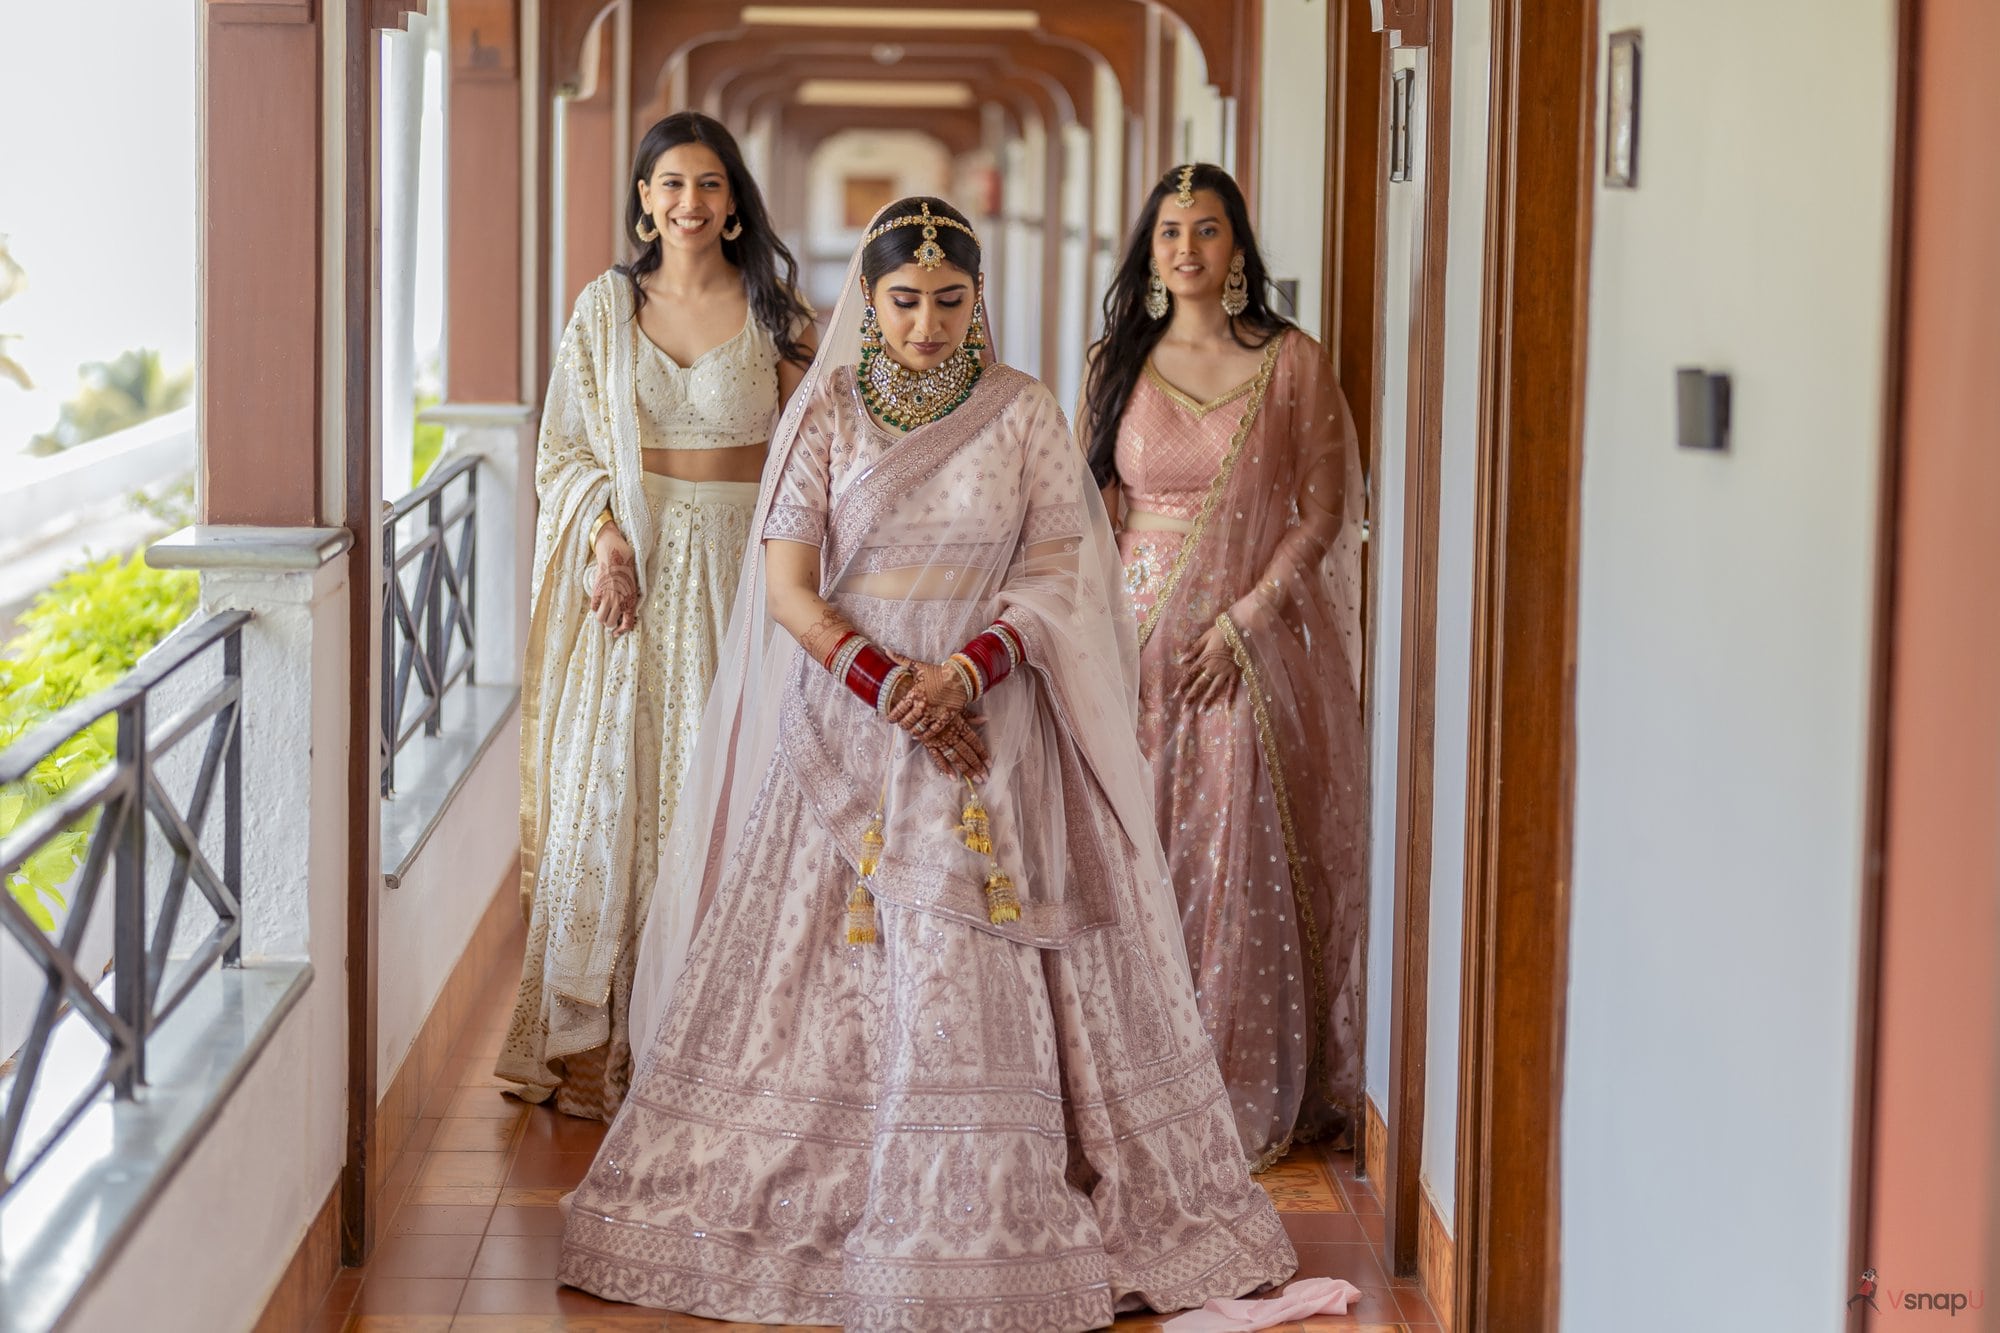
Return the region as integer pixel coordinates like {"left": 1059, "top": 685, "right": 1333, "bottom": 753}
{"left": 1221, "top": 252, "right": 1249, "bottom": 317}
{"left": 1145, "top": 258, "right": 1170, "bottom": 320}
{"left": 964, "top": 297, "right": 988, "bottom": 352}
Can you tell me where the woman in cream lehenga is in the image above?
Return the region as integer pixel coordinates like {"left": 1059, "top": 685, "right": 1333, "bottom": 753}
{"left": 499, "top": 112, "right": 815, "bottom": 1120}
{"left": 555, "top": 196, "right": 1297, "bottom": 1330}
{"left": 1079, "top": 163, "right": 1368, "bottom": 1170}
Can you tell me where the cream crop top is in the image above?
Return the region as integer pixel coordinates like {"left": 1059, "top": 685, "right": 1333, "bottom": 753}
{"left": 634, "top": 314, "right": 782, "bottom": 451}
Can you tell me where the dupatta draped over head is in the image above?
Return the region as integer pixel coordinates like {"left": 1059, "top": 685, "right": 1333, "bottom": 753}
{"left": 628, "top": 225, "right": 1185, "bottom": 1053}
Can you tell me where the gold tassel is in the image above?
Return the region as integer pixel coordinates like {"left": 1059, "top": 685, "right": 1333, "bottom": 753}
{"left": 859, "top": 812, "right": 884, "bottom": 878}
{"left": 847, "top": 880, "right": 879, "bottom": 945}
{"left": 848, "top": 807, "right": 884, "bottom": 945}
{"left": 984, "top": 867, "right": 1021, "bottom": 924}
{"left": 957, "top": 786, "right": 993, "bottom": 856}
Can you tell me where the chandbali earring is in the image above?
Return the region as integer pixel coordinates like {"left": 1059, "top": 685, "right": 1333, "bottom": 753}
{"left": 1145, "top": 258, "right": 1170, "bottom": 320}
{"left": 721, "top": 214, "right": 743, "bottom": 241}
{"left": 860, "top": 303, "right": 883, "bottom": 348}
{"left": 635, "top": 214, "right": 660, "bottom": 244}
{"left": 1221, "top": 252, "right": 1249, "bottom": 317}
{"left": 963, "top": 297, "right": 988, "bottom": 352}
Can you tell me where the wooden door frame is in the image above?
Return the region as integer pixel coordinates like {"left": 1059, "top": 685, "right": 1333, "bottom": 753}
{"left": 341, "top": 0, "right": 384, "bottom": 1266}
{"left": 1843, "top": 0, "right": 1918, "bottom": 1307}
{"left": 1452, "top": 0, "right": 1595, "bottom": 1328}
{"left": 1383, "top": 0, "right": 1454, "bottom": 1283}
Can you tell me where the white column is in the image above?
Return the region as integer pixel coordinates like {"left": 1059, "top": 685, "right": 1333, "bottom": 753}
{"left": 381, "top": 17, "right": 431, "bottom": 500}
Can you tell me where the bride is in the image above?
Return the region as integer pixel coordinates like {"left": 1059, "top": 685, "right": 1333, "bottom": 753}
{"left": 556, "top": 197, "right": 1295, "bottom": 1330}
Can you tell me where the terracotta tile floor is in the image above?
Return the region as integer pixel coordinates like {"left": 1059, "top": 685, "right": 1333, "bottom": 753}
{"left": 308, "top": 971, "right": 1439, "bottom": 1332}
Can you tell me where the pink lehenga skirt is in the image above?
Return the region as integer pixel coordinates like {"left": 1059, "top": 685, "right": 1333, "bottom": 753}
{"left": 557, "top": 602, "right": 1295, "bottom": 1331}
{"left": 1119, "top": 527, "right": 1365, "bottom": 1169}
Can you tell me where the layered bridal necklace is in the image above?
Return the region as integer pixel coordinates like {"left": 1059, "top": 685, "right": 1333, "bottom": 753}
{"left": 859, "top": 342, "right": 982, "bottom": 432}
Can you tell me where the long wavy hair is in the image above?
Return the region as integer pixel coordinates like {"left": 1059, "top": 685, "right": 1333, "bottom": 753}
{"left": 620, "top": 111, "right": 815, "bottom": 365}
{"left": 1080, "top": 163, "right": 1291, "bottom": 489}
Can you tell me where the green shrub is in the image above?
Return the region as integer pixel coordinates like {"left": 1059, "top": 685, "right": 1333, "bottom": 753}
{"left": 413, "top": 391, "right": 443, "bottom": 487}
{"left": 0, "top": 552, "right": 198, "bottom": 928}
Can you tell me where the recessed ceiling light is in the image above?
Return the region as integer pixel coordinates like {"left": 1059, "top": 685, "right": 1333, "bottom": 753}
{"left": 742, "top": 6, "right": 1038, "bottom": 31}
{"left": 794, "top": 79, "right": 977, "bottom": 107}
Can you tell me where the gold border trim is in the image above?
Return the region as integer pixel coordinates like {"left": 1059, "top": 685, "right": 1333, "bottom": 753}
{"left": 1143, "top": 359, "right": 1259, "bottom": 419}
{"left": 1134, "top": 337, "right": 1284, "bottom": 652}
{"left": 1217, "top": 610, "right": 1337, "bottom": 1117}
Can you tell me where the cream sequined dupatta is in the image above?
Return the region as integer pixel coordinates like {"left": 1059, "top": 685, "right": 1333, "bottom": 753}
{"left": 517, "top": 274, "right": 658, "bottom": 1048}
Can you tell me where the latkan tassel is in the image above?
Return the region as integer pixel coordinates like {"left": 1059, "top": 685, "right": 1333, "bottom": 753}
{"left": 847, "top": 880, "right": 880, "bottom": 945}
{"left": 859, "top": 813, "right": 885, "bottom": 878}
{"left": 958, "top": 789, "right": 993, "bottom": 856}
{"left": 984, "top": 867, "right": 1021, "bottom": 925}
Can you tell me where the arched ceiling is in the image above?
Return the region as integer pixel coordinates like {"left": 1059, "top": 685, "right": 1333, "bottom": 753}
{"left": 549, "top": 0, "right": 1246, "bottom": 108}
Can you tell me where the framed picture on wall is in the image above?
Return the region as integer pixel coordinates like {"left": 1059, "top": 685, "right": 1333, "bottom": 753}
{"left": 1605, "top": 29, "right": 1642, "bottom": 188}
{"left": 843, "top": 176, "right": 898, "bottom": 229}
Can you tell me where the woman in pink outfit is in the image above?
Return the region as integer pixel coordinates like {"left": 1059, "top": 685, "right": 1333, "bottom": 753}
{"left": 557, "top": 196, "right": 1295, "bottom": 1331}
{"left": 1080, "top": 163, "right": 1369, "bottom": 1170}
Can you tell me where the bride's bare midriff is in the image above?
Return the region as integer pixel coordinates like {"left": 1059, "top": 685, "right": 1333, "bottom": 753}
{"left": 641, "top": 442, "right": 768, "bottom": 482}
{"left": 1124, "top": 507, "right": 1195, "bottom": 534}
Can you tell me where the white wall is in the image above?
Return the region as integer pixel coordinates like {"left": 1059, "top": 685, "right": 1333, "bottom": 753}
{"left": 1362, "top": 44, "right": 1420, "bottom": 1143}
{"left": 1419, "top": 0, "right": 1492, "bottom": 1226}
{"left": 1256, "top": 0, "right": 1327, "bottom": 334}
{"left": 377, "top": 724, "right": 521, "bottom": 1085}
{"left": 1561, "top": 3, "right": 1896, "bottom": 1328}
{"left": 1172, "top": 25, "right": 1224, "bottom": 167}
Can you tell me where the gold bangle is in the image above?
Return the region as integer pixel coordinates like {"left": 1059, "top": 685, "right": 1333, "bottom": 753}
{"left": 588, "top": 508, "right": 615, "bottom": 548}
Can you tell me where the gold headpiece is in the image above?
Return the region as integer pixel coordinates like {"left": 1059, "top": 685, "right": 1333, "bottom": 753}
{"left": 1175, "top": 164, "right": 1196, "bottom": 207}
{"left": 864, "top": 201, "right": 980, "bottom": 271}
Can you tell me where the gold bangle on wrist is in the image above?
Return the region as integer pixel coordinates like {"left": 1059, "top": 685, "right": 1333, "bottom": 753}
{"left": 589, "top": 508, "right": 615, "bottom": 548}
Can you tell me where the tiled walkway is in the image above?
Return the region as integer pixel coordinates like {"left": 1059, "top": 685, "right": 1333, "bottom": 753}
{"left": 308, "top": 967, "right": 1441, "bottom": 1332}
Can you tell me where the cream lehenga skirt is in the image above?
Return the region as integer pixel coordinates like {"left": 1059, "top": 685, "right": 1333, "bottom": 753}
{"left": 499, "top": 474, "right": 759, "bottom": 1120}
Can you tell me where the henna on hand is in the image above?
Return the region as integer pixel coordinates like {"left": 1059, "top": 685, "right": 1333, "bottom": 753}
{"left": 888, "top": 660, "right": 971, "bottom": 736}
{"left": 798, "top": 602, "right": 863, "bottom": 668}
{"left": 592, "top": 545, "right": 640, "bottom": 635}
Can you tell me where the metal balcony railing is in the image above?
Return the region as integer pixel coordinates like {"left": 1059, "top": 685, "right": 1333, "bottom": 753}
{"left": 0, "top": 610, "right": 249, "bottom": 1198}
{"left": 381, "top": 454, "right": 478, "bottom": 796}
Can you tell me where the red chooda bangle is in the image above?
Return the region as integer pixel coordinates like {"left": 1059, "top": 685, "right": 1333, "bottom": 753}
{"left": 842, "top": 641, "right": 901, "bottom": 709}
{"left": 958, "top": 620, "right": 1025, "bottom": 693}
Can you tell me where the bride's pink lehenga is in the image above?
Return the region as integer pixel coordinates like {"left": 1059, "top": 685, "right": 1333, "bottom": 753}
{"left": 1115, "top": 329, "right": 1368, "bottom": 1168}
{"left": 556, "top": 336, "right": 1296, "bottom": 1327}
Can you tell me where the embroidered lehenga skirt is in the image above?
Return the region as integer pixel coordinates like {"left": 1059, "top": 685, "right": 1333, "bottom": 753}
{"left": 557, "top": 595, "right": 1296, "bottom": 1330}
{"left": 499, "top": 475, "right": 759, "bottom": 1120}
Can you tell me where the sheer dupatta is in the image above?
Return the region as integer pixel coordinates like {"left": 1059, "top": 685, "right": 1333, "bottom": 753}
{"left": 1135, "top": 328, "right": 1369, "bottom": 1130}
{"left": 518, "top": 274, "right": 658, "bottom": 1023}
{"left": 629, "top": 227, "right": 1177, "bottom": 1056}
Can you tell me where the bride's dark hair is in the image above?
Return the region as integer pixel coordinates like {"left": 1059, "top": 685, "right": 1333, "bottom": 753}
{"left": 1080, "top": 164, "right": 1290, "bottom": 489}
{"left": 620, "top": 111, "right": 815, "bottom": 365}
{"left": 860, "top": 196, "right": 982, "bottom": 285}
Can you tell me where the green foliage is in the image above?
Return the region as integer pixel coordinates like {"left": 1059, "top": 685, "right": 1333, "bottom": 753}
{"left": 0, "top": 552, "right": 198, "bottom": 927}
{"left": 27, "top": 348, "right": 193, "bottom": 456}
{"left": 412, "top": 390, "right": 443, "bottom": 487}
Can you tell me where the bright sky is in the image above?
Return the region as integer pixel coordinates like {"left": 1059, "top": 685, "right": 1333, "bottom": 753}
{"left": 0, "top": 5, "right": 447, "bottom": 465}
{"left": 0, "top": 0, "right": 199, "bottom": 458}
